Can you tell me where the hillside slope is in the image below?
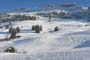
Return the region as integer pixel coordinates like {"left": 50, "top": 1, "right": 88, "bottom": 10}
{"left": 0, "top": 12, "right": 90, "bottom": 60}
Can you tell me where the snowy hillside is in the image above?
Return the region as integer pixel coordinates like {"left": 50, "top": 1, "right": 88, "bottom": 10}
{"left": 0, "top": 11, "right": 90, "bottom": 60}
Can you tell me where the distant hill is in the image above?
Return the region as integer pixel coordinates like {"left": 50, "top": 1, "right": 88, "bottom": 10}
{"left": 7, "top": 8, "right": 32, "bottom": 13}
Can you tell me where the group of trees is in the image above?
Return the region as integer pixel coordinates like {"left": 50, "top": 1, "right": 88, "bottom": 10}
{"left": 32, "top": 25, "right": 42, "bottom": 33}
{"left": 13, "top": 15, "right": 36, "bottom": 21}
{"left": 9, "top": 27, "right": 20, "bottom": 39}
{"left": 32, "top": 25, "right": 59, "bottom": 33}
{"left": 0, "top": 15, "right": 37, "bottom": 23}
{"left": 8, "top": 25, "right": 59, "bottom": 39}
{"left": 3, "top": 26, "right": 59, "bottom": 53}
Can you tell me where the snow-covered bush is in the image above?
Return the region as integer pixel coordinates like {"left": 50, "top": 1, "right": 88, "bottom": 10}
{"left": 4, "top": 47, "right": 17, "bottom": 53}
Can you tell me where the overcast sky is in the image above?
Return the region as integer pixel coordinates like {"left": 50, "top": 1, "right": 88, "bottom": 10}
{"left": 0, "top": 0, "right": 90, "bottom": 12}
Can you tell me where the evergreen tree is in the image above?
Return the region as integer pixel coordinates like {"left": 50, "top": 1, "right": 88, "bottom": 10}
{"left": 32, "top": 25, "right": 35, "bottom": 30}
{"left": 16, "top": 27, "right": 20, "bottom": 33}
{"left": 54, "top": 26, "right": 59, "bottom": 31}
{"left": 32, "top": 25, "right": 43, "bottom": 33}
{"left": 40, "top": 25, "right": 42, "bottom": 31}
{"left": 35, "top": 25, "right": 40, "bottom": 33}
{"left": 31, "top": 16, "right": 36, "bottom": 20}
{"left": 10, "top": 28, "right": 17, "bottom": 39}
{"left": 9, "top": 27, "right": 13, "bottom": 33}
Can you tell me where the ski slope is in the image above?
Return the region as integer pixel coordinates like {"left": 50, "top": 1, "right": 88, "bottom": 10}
{"left": 0, "top": 12, "right": 90, "bottom": 60}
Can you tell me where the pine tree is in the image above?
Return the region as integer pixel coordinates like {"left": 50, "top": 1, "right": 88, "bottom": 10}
{"left": 16, "top": 27, "right": 20, "bottom": 33}
{"left": 32, "top": 25, "right": 43, "bottom": 33}
{"left": 35, "top": 25, "right": 40, "bottom": 33}
{"left": 10, "top": 28, "right": 17, "bottom": 39}
{"left": 40, "top": 25, "right": 42, "bottom": 31}
{"left": 32, "top": 25, "right": 35, "bottom": 30}
{"left": 9, "top": 27, "right": 13, "bottom": 33}
{"left": 54, "top": 26, "right": 59, "bottom": 31}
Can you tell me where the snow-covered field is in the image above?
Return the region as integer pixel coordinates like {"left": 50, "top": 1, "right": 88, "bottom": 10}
{"left": 0, "top": 12, "right": 90, "bottom": 60}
